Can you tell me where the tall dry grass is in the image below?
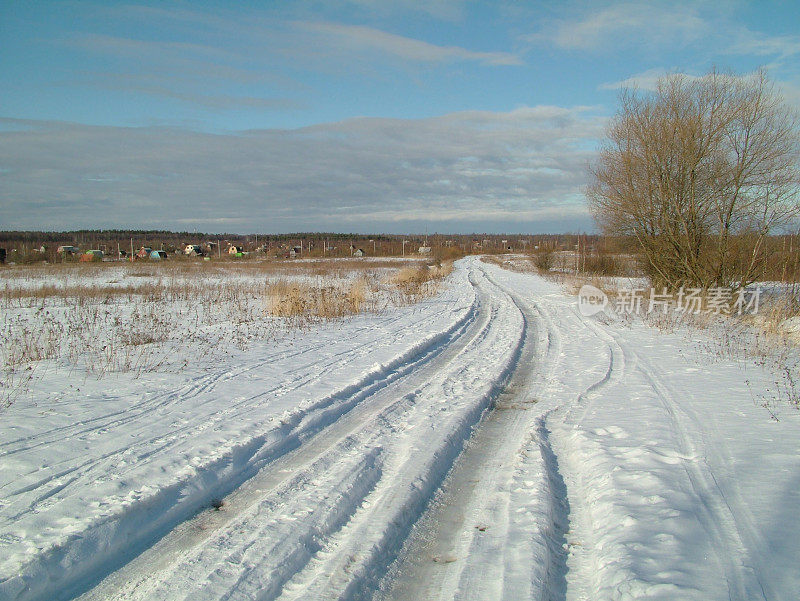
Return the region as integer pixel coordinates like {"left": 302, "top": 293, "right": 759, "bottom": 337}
{"left": 264, "top": 276, "right": 374, "bottom": 321}
{"left": 390, "top": 261, "right": 454, "bottom": 296}
{"left": 0, "top": 259, "right": 450, "bottom": 409}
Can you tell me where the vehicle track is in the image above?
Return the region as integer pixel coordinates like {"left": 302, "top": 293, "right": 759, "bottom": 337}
{"left": 622, "top": 339, "right": 770, "bottom": 600}
{"left": 2, "top": 269, "right": 481, "bottom": 601}
{"left": 379, "top": 262, "right": 578, "bottom": 601}
{"left": 1, "top": 286, "right": 476, "bottom": 515}
{"left": 68, "top": 261, "right": 523, "bottom": 601}
{"left": 0, "top": 310, "right": 457, "bottom": 456}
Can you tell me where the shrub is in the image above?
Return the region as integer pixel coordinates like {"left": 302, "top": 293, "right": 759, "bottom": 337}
{"left": 532, "top": 250, "right": 554, "bottom": 273}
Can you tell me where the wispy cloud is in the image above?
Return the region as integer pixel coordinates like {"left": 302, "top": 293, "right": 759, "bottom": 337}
{"left": 75, "top": 76, "right": 306, "bottom": 111}
{"left": 526, "top": 0, "right": 800, "bottom": 73}
{"left": 66, "top": 33, "right": 243, "bottom": 63}
{"left": 340, "top": 0, "right": 467, "bottom": 21}
{"left": 59, "top": 29, "right": 308, "bottom": 113}
{"left": 296, "top": 21, "right": 523, "bottom": 66}
{"left": 598, "top": 68, "right": 692, "bottom": 91}
{"left": 0, "top": 108, "right": 602, "bottom": 233}
{"left": 55, "top": 12, "right": 520, "bottom": 118}
{"left": 526, "top": 3, "right": 708, "bottom": 52}
{"left": 598, "top": 67, "right": 800, "bottom": 111}
{"left": 726, "top": 31, "right": 800, "bottom": 60}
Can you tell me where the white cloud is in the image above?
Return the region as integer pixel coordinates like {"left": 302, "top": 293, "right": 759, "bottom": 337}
{"left": 0, "top": 109, "right": 603, "bottom": 233}
{"left": 335, "top": 0, "right": 467, "bottom": 21}
{"left": 598, "top": 68, "right": 800, "bottom": 112}
{"left": 774, "top": 80, "right": 800, "bottom": 111}
{"left": 727, "top": 31, "right": 800, "bottom": 59}
{"left": 58, "top": 13, "right": 521, "bottom": 116}
{"left": 295, "top": 21, "right": 523, "bottom": 66}
{"left": 113, "top": 85, "right": 305, "bottom": 111}
{"left": 598, "top": 68, "right": 697, "bottom": 91}
{"left": 67, "top": 33, "right": 243, "bottom": 63}
{"left": 526, "top": 0, "right": 800, "bottom": 76}
{"left": 527, "top": 3, "right": 708, "bottom": 52}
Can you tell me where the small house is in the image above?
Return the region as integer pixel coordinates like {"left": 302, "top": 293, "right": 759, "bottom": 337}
{"left": 228, "top": 245, "right": 243, "bottom": 255}
{"left": 184, "top": 244, "right": 204, "bottom": 256}
{"left": 149, "top": 250, "right": 168, "bottom": 261}
{"left": 136, "top": 246, "right": 153, "bottom": 259}
{"left": 80, "top": 250, "right": 104, "bottom": 262}
{"left": 289, "top": 246, "right": 302, "bottom": 258}
{"left": 418, "top": 246, "right": 432, "bottom": 255}
{"left": 353, "top": 248, "right": 365, "bottom": 257}
{"left": 57, "top": 245, "right": 79, "bottom": 255}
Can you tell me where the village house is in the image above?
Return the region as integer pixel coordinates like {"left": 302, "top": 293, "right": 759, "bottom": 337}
{"left": 136, "top": 246, "right": 153, "bottom": 259}
{"left": 80, "top": 250, "right": 104, "bottom": 262}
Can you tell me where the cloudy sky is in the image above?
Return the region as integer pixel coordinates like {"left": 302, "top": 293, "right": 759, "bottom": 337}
{"left": 2, "top": 1, "right": 799, "bottom": 234}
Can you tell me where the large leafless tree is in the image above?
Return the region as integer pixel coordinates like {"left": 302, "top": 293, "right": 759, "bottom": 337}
{"left": 588, "top": 69, "right": 800, "bottom": 290}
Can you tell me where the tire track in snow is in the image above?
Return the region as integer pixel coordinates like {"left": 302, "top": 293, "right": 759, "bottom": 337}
{"left": 2, "top": 272, "right": 482, "bottom": 601}
{"left": 63, "top": 260, "right": 511, "bottom": 601}
{"left": 275, "top": 263, "right": 526, "bottom": 601}
{"left": 1, "top": 308, "right": 478, "bottom": 523}
{"left": 379, "top": 261, "right": 577, "bottom": 601}
{"left": 623, "top": 341, "right": 770, "bottom": 601}
{"left": 488, "top": 269, "right": 621, "bottom": 601}
{"left": 544, "top": 298, "right": 769, "bottom": 600}
{"left": 455, "top": 264, "right": 572, "bottom": 601}
{"left": 0, "top": 313, "right": 432, "bottom": 456}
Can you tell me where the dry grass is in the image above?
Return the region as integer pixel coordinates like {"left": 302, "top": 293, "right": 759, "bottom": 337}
{"left": 480, "top": 255, "right": 538, "bottom": 274}
{"left": 264, "top": 276, "right": 374, "bottom": 321}
{"left": 263, "top": 260, "right": 454, "bottom": 323}
{"left": 390, "top": 261, "right": 454, "bottom": 296}
{"left": 0, "top": 258, "right": 448, "bottom": 410}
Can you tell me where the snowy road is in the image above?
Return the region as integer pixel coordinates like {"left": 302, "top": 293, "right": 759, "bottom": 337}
{"left": 2, "top": 257, "right": 799, "bottom": 600}
{"left": 380, "top": 263, "right": 800, "bottom": 601}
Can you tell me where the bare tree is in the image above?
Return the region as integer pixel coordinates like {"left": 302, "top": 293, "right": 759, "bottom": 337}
{"left": 588, "top": 69, "right": 800, "bottom": 290}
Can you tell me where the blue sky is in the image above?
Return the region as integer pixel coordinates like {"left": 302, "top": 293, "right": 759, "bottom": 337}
{"left": 1, "top": 1, "right": 799, "bottom": 233}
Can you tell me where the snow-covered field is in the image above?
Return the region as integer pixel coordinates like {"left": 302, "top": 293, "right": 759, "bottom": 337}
{"left": 1, "top": 257, "right": 799, "bottom": 600}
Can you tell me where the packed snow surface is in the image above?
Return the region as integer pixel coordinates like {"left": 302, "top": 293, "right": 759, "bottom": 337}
{"left": 1, "top": 257, "right": 799, "bottom": 600}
